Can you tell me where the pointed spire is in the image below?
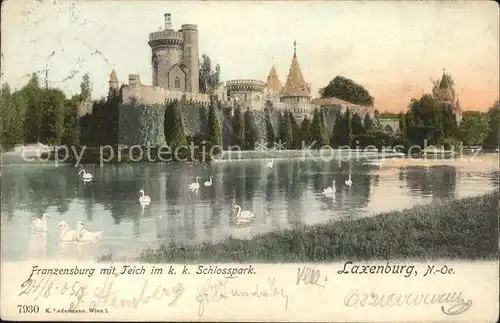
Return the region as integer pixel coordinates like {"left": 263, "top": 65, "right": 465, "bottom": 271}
{"left": 281, "top": 46, "right": 310, "bottom": 97}
{"left": 109, "top": 69, "right": 118, "bottom": 82}
{"left": 265, "top": 65, "right": 283, "bottom": 93}
{"left": 293, "top": 41, "right": 297, "bottom": 57}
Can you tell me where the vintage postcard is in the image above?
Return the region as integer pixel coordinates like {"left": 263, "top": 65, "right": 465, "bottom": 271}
{"left": 0, "top": 0, "right": 498, "bottom": 321}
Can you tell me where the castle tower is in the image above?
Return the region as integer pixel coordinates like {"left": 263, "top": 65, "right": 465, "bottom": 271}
{"left": 148, "top": 14, "right": 186, "bottom": 90}
{"left": 109, "top": 69, "right": 119, "bottom": 96}
{"left": 281, "top": 41, "right": 311, "bottom": 103}
{"left": 264, "top": 65, "right": 283, "bottom": 93}
{"left": 181, "top": 24, "right": 199, "bottom": 93}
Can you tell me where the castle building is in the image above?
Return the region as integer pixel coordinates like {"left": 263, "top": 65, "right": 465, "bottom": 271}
{"left": 113, "top": 14, "right": 372, "bottom": 123}
{"left": 120, "top": 13, "right": 210, "bottom": 105}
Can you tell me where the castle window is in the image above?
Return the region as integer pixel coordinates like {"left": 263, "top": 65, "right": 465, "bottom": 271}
{"left": 174, "top": 76, "right": 181, "bottom": 89}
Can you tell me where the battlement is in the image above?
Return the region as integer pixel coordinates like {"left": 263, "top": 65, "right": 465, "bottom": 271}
{"left": 181, "top": 24, "right": 198, "bottom": 31}
{"left": 226, "top": 79, "right": 265, "bottom": 92}
{"left": 149, "top": 30, "right": 184, "bottom": 41}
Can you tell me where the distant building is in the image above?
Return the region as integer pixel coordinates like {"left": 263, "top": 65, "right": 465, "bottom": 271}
{"left": 433, "top": 69, "right": 463, "bottom": 124}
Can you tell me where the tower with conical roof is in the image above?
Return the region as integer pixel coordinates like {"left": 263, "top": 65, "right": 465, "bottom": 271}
{"left": 281, "top": 41, "right": 311, "bottom": 104}
{"left": 264, "top": 65, "right": 283, "bottom": 94}
{"left": 433, "top": 69, "right": 462, "bottom": 124}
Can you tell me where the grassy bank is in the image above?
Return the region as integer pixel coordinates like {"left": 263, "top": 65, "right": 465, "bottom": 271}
{"left": 138, "top": 192, "right": 498, "bottom": 262}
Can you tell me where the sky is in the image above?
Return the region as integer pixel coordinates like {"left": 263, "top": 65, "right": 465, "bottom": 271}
{"left": 1, "top": 0, "right": 499, "bottom": 112}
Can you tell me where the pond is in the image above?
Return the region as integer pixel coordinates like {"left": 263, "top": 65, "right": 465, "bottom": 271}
{"left": 1, "top": 154, "right": 498, "bottom": 261}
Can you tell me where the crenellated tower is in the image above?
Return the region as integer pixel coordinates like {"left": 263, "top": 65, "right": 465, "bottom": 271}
{"left": 147, "top": 14, "right": 200, "bottom": 93}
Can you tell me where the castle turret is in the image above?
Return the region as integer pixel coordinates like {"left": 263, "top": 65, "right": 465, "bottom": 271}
{"left": 148, "top": 14, "right": 185, "bottom": 89}
{"left": 264, "top": 65, "right": 283, "bottom": 93}
{"left": 281, "top": 41, "right": 310, "bottom": 102}
{"left": 181, "top": 24, "right": 199, "bottom": 93}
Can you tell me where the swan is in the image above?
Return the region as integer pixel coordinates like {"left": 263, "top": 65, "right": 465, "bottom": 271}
{"left": 188, "top": 177, "right": 200, "bottom": 193}
{"left": 78, "top": 169, "right": 93, "bottom": 180}
{"left": 266, "top": 159, "right": 274, "bottom": 169}
{"left": 138, "top": 189, "right": 151, "bottom": 204}
{"left": 233, "top": 205, "right": 255, "bottom": 220}
{"left": 322, "top": 180, "right": 336, "bottom": 197}
{"left": 56, "top": 221, "right": 78, "bottom": 242}
{"left": 345, "top": 174, "right": 353, "bottom": 187}
{"left": 32, "top": 213, "right": 51, "bottom": 234}
{"left": 76, "top": 221, "right": 103, "bottom": 243}
{"left": 496, "top": 148, "right": 499, "bottom": 153}
{"left": 204, "top": 176, "right": 213, "bottom": 187}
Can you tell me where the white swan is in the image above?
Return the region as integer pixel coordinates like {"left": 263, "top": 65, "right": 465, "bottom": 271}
{"left": 204, "top": 176, "right": 213, "bottom": 187}
{"left": 32, "top": 213, "right": 51, "bottom": 234}
{"left": 188, "top": 176, "right": 200, "bottom": 193}
{"left": 233, "top": 205, "right": 255, "bottom": 220}
{"left": 57, "top": 221, "right": 78, "bottom": 242}
{"left": 345, "top": 174, "right": 353, "bottom": 187}
{"left": 322, "top": 180, "right": 336, "bottom": 197}
{"left": 78, "top": 169, "right": 93, "bottom": 180}
{"left": 76, "top": 221, "right": 103, "bottom": 243}
{"left": 496, "top": 148, "right": 499, "bottom": 153}
{"left": 266, "top": 159, "right": 274, "bottom": 169}
{"left": 138, "top": 189, "right": 151, "bottom": 204}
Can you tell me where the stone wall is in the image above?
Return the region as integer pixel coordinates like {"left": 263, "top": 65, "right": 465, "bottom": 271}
{"left": 118, "top": 103, "right": 282, "bottom": 148}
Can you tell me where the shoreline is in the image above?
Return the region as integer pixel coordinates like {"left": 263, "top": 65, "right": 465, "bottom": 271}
{"left": 129, "top": 192, "right": 498, "bottom": 263}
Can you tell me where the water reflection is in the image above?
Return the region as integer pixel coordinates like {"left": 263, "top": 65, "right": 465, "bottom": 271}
{"left": 1, "top": 156, "right": 498, "bottom": 261}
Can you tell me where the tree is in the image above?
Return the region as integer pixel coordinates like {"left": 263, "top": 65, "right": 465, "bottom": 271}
{"left": 320, "top": 75, "right": 374, "bottom": 106}
{"left": 199, "top": 54, "right": 221, "bottom": 94}
{"left": 265, "top": 112, "right": 276, "bottom": 149}
{"left": 300, "top": 117, "right": 311, "bottom": 146}
{"left": 80, "top": 73, "right": 92, "bottom": 102}
{"left": 310, "top": 108, "right": 328, "bottom": 149}
{"left": 350, "top": 113, "right": 364, "bottom": 145}
{"left": 278, "top": 111, "right": 293, "bottom": 149}
{"left": 38, "top": 89, "right": 65, "bottom": 144}
{"left": 330, "top": 109, "right": 343, "bottom": 147}
{"left": 243, "top": 107, "right": 258, "bottom": 150}
{"left": 289, "top": 112, "right": 301, "bottom": 149}
{"left": 1, "top": 84, "right": 26, "bottom": 150}
{"left": 61, "top": 95, "right": 81, "bottom": 145}
{"left": 198, "top": 105, "right": 209, "bottom": 138}
{"left": 483, "top": 101, "right": 500, "bottom": 149}
{"left": 318, "top": 107, "right": 330, "bottom": 146}
{"left": 231, "top": 106, "right": 244, "bottom": 147}
{"left": 363, "top": 113, "right": 374, "bottom": 134}
{"left": 343, "top": 108, "right": 352, "bottom": 146}
{"left": 457, "top": 112, "right": 490, "bottom": 147}
{"left": 21, "top": 73, "right": 42, "bottom": 143}
{"left": 164, "top": 100, "right": 187, "bottom": 148}
{"left": 208, "top": 103, "right": 222, "bottom": 153}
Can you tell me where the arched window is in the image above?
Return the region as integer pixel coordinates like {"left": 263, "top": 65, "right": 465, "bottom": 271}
{"left": 174, "top": 76, "right": 181, "bottom": 89}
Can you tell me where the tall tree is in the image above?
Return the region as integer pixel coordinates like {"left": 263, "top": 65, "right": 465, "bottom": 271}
{"left": 199, "top": 54, "right": 221, "bottom": 94}
{"left": 278, "top": 110, "right": 293, "bottom": 149}
{"left": 22, "top": 73, "right": 42, "bottom": 143}
{"left": 484, "top": 101, "right": 500, "bottom": 149}
{"left": 164, "top": 100, "right": 187, "bottom": 148}
{"left": 243, "top": 107, "right": 258, "bottom": 150}
{"left": 343, "top": 108, "right": 352, "bottom": 146}
{"left": 320, "top": 75, "right": 374, "bottom": 106}
{"left": 1, "top": 84, "right": 26, "bottom": 149}
{"left": 363, "top": 113, "right": 374, "bottom": 133}
{"left": 198, "top": 105, "right": 209, "bottom": 138}
{"left": 300, "top": 117, "right": 311, "bottom": 146}
{"left": 208, "top": 103, "right": 222, "bottom": 153}
{"left": 265, "top": 112, "right": 276, "bottom": 149}
{"left": 61, "top": 95, "right": 81, "bottom": 145}
{"left": 350, "top": 113, "right": 364, "bottom": 144}
{"left": 310, "top": 108, "right": 328, "bottom": 149}
{"left": 457, "top": 112, "right": 491, "bottom": 147}
{"left": 39, "top": 88, "right": 65, "bottom": 144}
{"left": 289, "top": 112, "right": 301, "bottom": 149}
{"left": 231, "top": 106, "right": 244, "bottom": 147}
{"left": 330, "top": 109, "right": 343, "bottom": 147}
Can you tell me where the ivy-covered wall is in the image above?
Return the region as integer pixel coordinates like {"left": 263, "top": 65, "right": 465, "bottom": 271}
{"left": 118, "top": 102, "right": 283, "bottom": 147}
